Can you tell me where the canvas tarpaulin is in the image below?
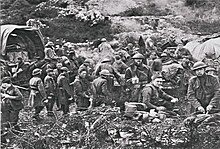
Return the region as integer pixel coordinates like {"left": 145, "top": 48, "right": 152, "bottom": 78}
{"left": 184, "top": 37, "right": 220, "bottom": 61}
{"left": 0, "top": 25, "right": 45, "bottom": 59}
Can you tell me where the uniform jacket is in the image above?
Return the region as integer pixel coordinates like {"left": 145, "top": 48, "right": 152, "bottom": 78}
{"left": 44, "top": 48, "right": 56, "bottom": 59}
{"left": 72, "top": 76, "right": 90, "bottom": 99}
{"left": 125, "top": 63, "right": 152, "bottom": 85}
{"left": 113, "top": 60, "right": 128, "bottom": 74}
{"left": 91, "top": 76, "right": 111, "bottom": 98}
{"left": 57, "top": 73, "right": 73, "bottom": 105}
{"left": 187, "top": 74, "right": 220, "bottom": 109}
{"left": 29, "top": 76, "right": 46, "bottom": 107}
{"left": 44, "top": 75, "right": 56, "bottom": 96}
{"left": 95, "top": 63, "right": 121, "bottom": 82}
{"left": 71, "top": 76, "right": 90, "bottom": 107}
{"left": 1, "top": 85, "right": 24, "bottom": 111}
{"left": 140, "top": 84, "right": 173, "bottom": 109}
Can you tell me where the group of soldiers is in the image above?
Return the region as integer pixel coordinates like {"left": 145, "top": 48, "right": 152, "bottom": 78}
{"left": 1, "top": 34, "right": 220, "bottom": 139}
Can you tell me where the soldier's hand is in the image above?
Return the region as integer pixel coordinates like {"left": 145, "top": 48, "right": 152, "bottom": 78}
{"left": 206, "top": 105, "right": 213, "bottom": 113}
{"left": 156, "top": 106, "right": 166, "bottom": 111}
{"left": 171, "top": 98, "right": 178, "bottom": 103}
{"left": 197, "top": 106, "right": 205, "bottom": 113}
{"left": 2, "top": 94, "right": 11, "bottom": 99}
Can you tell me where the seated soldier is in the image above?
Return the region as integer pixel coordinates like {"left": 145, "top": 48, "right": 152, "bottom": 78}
{"left": 140, "top": 75, "right": 178, "bottom": 112}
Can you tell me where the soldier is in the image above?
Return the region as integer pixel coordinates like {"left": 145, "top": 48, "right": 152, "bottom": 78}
{"left": 91, "top": 69, "right": 113, "bottom": 107}
{"left": 66, "top": 51, "right": 79, "bottom": 82}
{"left": 78, "top": 59, "right": 94, "bottom": 82}
{"left": 44, "top": 68, "right": 56, "bottom": 116}
{"left": 95, "top": 57, "right": 121, "bottom": 92}
{"left": 44, "top": 41, "right": 57, "bottom": 60}
{"left": 12, "top": 57, "right": 30, "bottom": 84}
{"left": 113, "top": 55, "right": 128, "bottom": 74}
{"left": 29, "top": 68, "right": 46, "bottom": 120}
{"left": 140, "top": 75, "right": 178, "bottom": 112}
{"left": 1, "top": 77, "right": 24, "bottom": 134}
{"left": 187, "top": 61, "right": 220, "bottom": 114}
{"left": 57, "top": 67, "right": 74, "bottom": 115}
{"left": 71, "top": 69, "right": 91, "bottom": 110}
{"left": 125, "top": 53, "right": 152, "bottom": 102}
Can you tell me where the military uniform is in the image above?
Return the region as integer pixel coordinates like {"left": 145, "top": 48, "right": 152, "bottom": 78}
{"left": 44, "top": 73, "right": 56, "bottom": 115}
{"left": 57, "top": 72, "right": 73, "bottom": 114}
{"left": 1, "top": 83, "right": 24, "bottom": 130}
{"left": 91, "top": 75, "right": 112, "bottom": 106}
{"left": 29, "top": 75, "right": 46, "bottom": 119}
{"left": 71, "top": 76, "right": 90, "bottom": 109}
{"left": 140, "top": 84, "right": 174, "bottom": 111}
{"left": 125, "top": 63, "right": 152, "bottom": 102}
{"left": 187, "top": 74, "right": 220, "bottom": 112}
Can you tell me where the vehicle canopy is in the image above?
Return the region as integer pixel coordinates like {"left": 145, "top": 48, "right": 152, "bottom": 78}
{"left": 184, "top": 37, "right": 220, "bottom": 61}
{"left": 0, "top": 25, "right": 45, "bottom": 62}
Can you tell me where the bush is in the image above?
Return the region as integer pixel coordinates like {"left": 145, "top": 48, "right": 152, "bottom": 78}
{"left": 41, "top": 17, "right": 113, "bottom": 43}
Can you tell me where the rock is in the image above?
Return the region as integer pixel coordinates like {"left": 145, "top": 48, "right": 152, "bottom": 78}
{"left": 152, "top": 118, "right": 161, "bottom": 123}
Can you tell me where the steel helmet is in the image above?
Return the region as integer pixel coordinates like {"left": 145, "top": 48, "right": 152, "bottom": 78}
{"left": 101, "top": 57, "right": 111, "bottom": 63}
{"left": 192, "top": 61, "right": 207, "bottom": 71}
{"left": 100, "top": 69, "right": 111, "bottom": 76}
{"left": 132, "top": 53, "right": 144, "bottom": 59}
{"left": 32, "top": 68, "right": 42, "bottom": 76}
{"left": 206, "top": 67, "right": 216, "bottom": 72}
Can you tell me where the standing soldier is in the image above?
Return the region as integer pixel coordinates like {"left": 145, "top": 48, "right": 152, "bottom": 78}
{"left": 1, "top": 77, "right": 24, "bottom": 136}
{"left": 71, "top": 69, "right": 91, "bottom": 110}
{"left": 91, "top": 69, "right": 113, "bottom": 107}
{"left": 29, "top": 68, "right": 46, "bottom": 120}
{"left": 125, "top": 53, "right": 152, "bottom": 102}
{"left": 78, "top": 59, "right": 94, "bottom": 82}
{"left": 44, "top": 69, "right": 56, "bottom": 116}
{"left": 57, "top": 67, "right": 74, "bottom": 115}
{"left": 187, "top": 61, "right": 220, "bottom": 114}
{"left": 66, "top": 51, "right": 79, "bottom": 82}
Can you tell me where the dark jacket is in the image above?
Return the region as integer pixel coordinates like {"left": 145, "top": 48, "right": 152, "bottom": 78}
{"left": 57, "top": 73, "right": 73, "bottom": 105}
{"left": 140, "top": 84, "right": 173, "bottom": 109}
{"left": 71, "top": 76, "right": 90, "bottom": 107}
{"left": 91, "top": 76, "right": 111, "bottom": 97}
{"left": 187, "top": 74, "right": 220, "bottom": 109}
{"left": 1, "top": 85, "right": 24, "bottom": 111}
{"left": 29, "top": 76, "right": 46, "bottom": 107}
{"left": 44, "top": 75, "right": 56, "bottom": 96}
{"left": 125, "top": 63, "right": 152, "bottom": 85}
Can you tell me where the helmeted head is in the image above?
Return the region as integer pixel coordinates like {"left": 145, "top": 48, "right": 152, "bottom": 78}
{"left": 205, "top": 67, "right": 216, "bottom": 75}
{"left": 132, "top": 53, "right": 144, "bottom": 66}
{"left": 46, "top": 68, "right": 54, "bottom": 76}
{"left": 45, "top": 41, "right": 54, "bottom": 47}
{"left": 60, "top": 67, "right": 69, "bottom": 73}
{"left": 79, "top": 69, "right": 87, "bottom": 79}
{"left": 56, "top": 62, "right": 63, "bottom": 69}
{"left": 32, "top": 68, "right": 42, "bottom": 76}
{"left": 101, "top": 57, "right": 111, "bottom": 63}
{"left": 101, "top": 38, "right": 107, "bottom": 42}
{"left": 192, "top": 61, "right": 207, "bottom": 77}
{"left": 1, "top": 77, "right": 12, "bottom": 88}
{"left": 100, "top": 69, "right": 111, "bottom": 77}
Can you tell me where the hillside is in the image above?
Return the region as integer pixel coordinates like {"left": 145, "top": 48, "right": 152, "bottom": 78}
{"left": 1, "top": 0, "right": 220, "bottom": 42}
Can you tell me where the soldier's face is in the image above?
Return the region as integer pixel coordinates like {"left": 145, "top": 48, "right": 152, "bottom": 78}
{"left": 1, "top": 82, "right": 11, "bottom": 89}
{"left": 195, "top": 68, "right": 205, "bottom": 76}
{"left": 207, "top": 71, "right": 215, "bottom": 75}
{"left": 80, "top": 71, "right": 87, "bottom": 78}
{"left": 152, "top": 78, "right": 163, "bottom": 87}
{"left": 134, "top": 59, "right": 142, "bottom": 66}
